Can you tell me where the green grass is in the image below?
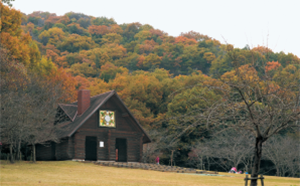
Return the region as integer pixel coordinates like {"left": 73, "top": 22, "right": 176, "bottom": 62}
{"left": 0, "top": 161, "right": 299, "bottom": 186}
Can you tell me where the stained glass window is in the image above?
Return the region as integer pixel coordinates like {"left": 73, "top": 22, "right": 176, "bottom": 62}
{"left": 99, "top": 110, "right": 115, "bottom": 127}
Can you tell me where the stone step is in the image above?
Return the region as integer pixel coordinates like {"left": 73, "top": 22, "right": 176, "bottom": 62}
{"left": 91, "top": 161, "right": 215, "bottom": 174}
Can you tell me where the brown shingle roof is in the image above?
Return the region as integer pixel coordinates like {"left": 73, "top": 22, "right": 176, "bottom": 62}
{"left": 57, "top": 90, "right": 151, "bottom": 143}
{"left": 58, "top": 103, "right": 77, "bottom": 121}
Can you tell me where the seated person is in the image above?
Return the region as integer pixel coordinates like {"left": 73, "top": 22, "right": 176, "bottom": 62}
{"left": 228, "top": 167, "right": 237, "bottom": 173}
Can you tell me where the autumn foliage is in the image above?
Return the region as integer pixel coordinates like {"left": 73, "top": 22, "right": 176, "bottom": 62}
{"left": 2, "top": 1, "right": 299, "bottom": 127}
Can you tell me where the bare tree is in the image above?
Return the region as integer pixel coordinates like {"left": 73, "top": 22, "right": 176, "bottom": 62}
{"left": 188, "top": 145, "right": 211, "bottom": 170}
{"left": 142, "top": 131, "right": 161, "bottom": 163}
{"left": 0, "top": 47, "right": 29, "bottom": 163}
{"left": 142, "top": 128, "right": 181, "bottom": 165}
{"left": 1, "top": 79, "right": 62, "bottom": 163}
{"left": 188, "top": 129, "right": 254, "bottom": 172}
{"left": 1, "top": 95, "right": 28, "bottom": 163}
{"left": 21, "top": 75, "right": 62, "bottom": 162}
{"left": 263, "top": 135, "right": 300, "bottom": 177}
{"left": 0, "top": 47, "right": 63, "bottom": 163}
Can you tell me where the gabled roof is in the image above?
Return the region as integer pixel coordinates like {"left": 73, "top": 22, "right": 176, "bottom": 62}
{"left": 58, "top": 103, "right": 77, "bottom": 121}
{"left": 57, "top": 90, "right": 151, "bottom": 143}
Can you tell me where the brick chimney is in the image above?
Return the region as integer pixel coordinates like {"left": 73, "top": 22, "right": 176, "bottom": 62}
{"left": 78, "top": 89, "right": 90, "bottom": 116}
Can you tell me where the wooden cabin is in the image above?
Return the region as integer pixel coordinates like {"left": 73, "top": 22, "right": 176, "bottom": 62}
{"left": 36, "top": 90, "right": 151, "bottom": 162}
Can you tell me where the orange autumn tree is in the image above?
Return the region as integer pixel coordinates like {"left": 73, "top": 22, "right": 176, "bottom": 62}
{"left": 265, "top": 61, "right": 281, "bottom": 73}
{"left": 88, "top": 78, "right": 110, "bottom": 96}
{"left": 42, "top": 67, "right": 77, "bottom": 103}
{"left": 136, "top": 55, "right": 145, "bottom": 68}
{"left": 1, "top": 3, "right": 77, "bottom": 103}
{"left": 180, "top": 31, "right": 210, "bottom": 41}
{"left": 74, "top": 75, "right": 91, "bottom": 90}
{"left": 175, "top": 36, "right": 197, "bottom": 45}
{"left": 136, "top": 39, "right": 157, "bottom": 54}
{"left": 0, "top": 2, "right": 31, "bottom": 65}
{"left": 88, "top": 25, "right": 109, "bottom": 35}
{"left": 252, "top": 45, "right": 273, "bottom": 55}
{"left": 44, "top": 15, "right": 61, "bottom": 29}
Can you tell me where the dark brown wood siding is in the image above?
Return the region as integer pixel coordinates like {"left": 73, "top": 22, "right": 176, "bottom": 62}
{"left": 36, "top": 144, "right": 55, "bottom": 160}
{"left": 73, "top": 98, "right": 144, "bottom": 162}
{"left": 56, "top": 138, "right": 73, "bottom": 160}
{"left": 36, "top": 139, "right": 74, "bottom": 160}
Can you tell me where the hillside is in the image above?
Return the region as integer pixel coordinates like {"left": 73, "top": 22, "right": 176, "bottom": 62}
{"left": 14, "top": 9, "right": 300, "bottom": 128}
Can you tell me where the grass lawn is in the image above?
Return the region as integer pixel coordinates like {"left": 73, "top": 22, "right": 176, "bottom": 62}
{"left": 0, "top": 161, "right": 299, "bottom": 186}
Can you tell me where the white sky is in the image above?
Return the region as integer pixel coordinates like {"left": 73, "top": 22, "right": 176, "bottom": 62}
{"left": 10, "top": 0, "right": 300, "bottom": 57}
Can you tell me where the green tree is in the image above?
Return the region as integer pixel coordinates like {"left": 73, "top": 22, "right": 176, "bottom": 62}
{"left": 58, "top": 34, "right": 96, "bottom": 53}
{"left": 92, "top": 17, "right": 116, "bottom": 26}
{"left": 69, "top": 61, "right": 98, "bottom": 77}
{"left": 99, "top": 62, "right": 128, "bottom": 82}
{"left": 38, "top": 27, "right": 66, "bottom": 46}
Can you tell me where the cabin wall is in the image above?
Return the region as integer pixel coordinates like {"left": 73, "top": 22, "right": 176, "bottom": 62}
{"left": 68, "top": 136, "right": 75, "bottom": 159}
{"left": 73, "top": 99, "right": 144, "bottom": 162}
{"left": 56, "top": 138, "right": 73, "bottom": 160}
{"left": 110, "top": 132, "right": 142, "bottom": 162}
{"left": 36, "top": 138, "right": 74, "bottom": 161}
{"left": 36, "top": 144, "right": 55, "bottom": 160}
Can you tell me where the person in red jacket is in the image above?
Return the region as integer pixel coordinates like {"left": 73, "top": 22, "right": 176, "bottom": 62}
{"left": 155, "top": 156, "right": 159, "bottom": 165}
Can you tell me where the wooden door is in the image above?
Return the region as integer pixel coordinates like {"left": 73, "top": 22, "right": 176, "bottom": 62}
{"left": 85, "top": 136, "right": 97, "bottom": 161}
{"left": 116, "top": 138, "right": 127, "bottom": 162}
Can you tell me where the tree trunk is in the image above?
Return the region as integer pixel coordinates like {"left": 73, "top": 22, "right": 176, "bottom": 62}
{"left": 16, "top": 141, "right": 21, "bottom": 161}
{"left": 170, "top": 150, "right": 175, "bottom": 166}
{"left": 19, "top": 151, "right": 22, "bottom": 161}
{"left": 9, "top": 144, "right": 14, "bottom": 163}
{"left": 276, "top": 167, "right": 280, "bottom": 177}
{"left": 207, "top": 156, "right": 210, "bottom": 170}
{"left": 250, "top": 137, "right": 263, "bottom": 186}
{"left": 200, "top": 156, "right": 203, "bottom": 170}
{"left": 32, "top": 144, "right": 36, "bottom": 163}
